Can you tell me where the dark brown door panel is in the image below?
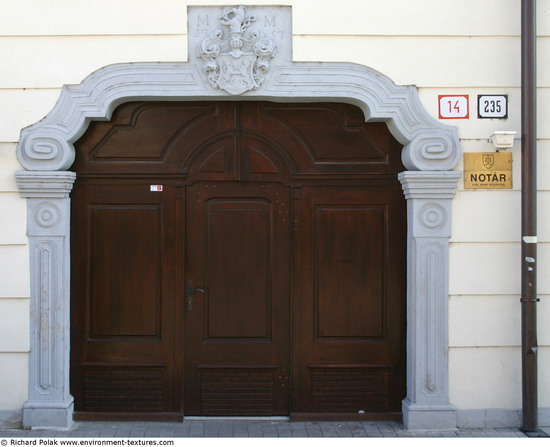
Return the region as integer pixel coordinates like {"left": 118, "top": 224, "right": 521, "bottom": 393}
{"left": 183, "top": 182, "right": 291, "bottom": 415}
{"left": 70, "top": 182, "right": 180, "bottom": 415}
{"left": 293, "top": 185, "right": 406, "bottom": 415}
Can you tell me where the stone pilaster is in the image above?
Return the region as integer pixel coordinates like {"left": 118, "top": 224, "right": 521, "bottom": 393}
{"left": 15, "top": 170, "right": 76, "bottom": 430}
{"left": 398, "top": 170, "right": 461, "bottom": 431}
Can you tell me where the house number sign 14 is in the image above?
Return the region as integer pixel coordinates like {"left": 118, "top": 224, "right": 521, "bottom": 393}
{"left": 438, "top": 95, "right": 469, "bottom": 119}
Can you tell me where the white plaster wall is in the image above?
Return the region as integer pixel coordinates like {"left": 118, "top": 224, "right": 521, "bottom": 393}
{"left": 0, "top": 0, "right": 549, "bottom": 419}
{"left": 0, "top": 140, "right": 29, "bottom": 411}
{"left": 0, "top": 354, "right": 29, "bottom": 411}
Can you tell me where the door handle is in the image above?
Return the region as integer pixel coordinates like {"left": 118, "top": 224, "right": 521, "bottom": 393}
{"left": 186, "top": 280, "right": 205, "bottom": 311}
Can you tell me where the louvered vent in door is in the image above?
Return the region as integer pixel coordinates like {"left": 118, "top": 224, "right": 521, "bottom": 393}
{"left": 84, "top": 365, "right": 164, "bottom": 412}
{"left": 200, "top": 367, "right": 276, "bottom": 415}
{"left": 311, "top": 367, "right": 391, "bottom": 413}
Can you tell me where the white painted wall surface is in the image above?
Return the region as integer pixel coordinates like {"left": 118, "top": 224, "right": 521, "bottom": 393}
{"left": 0, "top": 0, "right": 548, "bottom": 424}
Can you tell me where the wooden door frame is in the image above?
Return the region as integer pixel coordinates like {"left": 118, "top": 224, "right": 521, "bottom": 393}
{"left": 15, "top": 60, "right": 461, "bottom": 431}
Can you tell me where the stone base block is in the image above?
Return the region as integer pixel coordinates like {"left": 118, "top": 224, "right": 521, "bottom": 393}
{"left": 403, "top": 399, "right": 457, "bottom": 431}
{"left": 22, "top": 398, "right": 74, "bottom": 430}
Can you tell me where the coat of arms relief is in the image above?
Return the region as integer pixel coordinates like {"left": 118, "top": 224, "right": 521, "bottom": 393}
{"left": 198, "top": 6, "right": 277, "bottom": 95}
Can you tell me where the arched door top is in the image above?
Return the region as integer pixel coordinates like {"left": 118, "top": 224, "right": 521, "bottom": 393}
{"left": 16, "top": 61, "right": 460, "bottom": 173}
{"left": 71, "top": 101, "right": 404, "bottom": 179}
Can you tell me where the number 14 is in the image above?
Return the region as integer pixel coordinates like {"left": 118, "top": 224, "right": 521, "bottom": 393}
{"left": 438, "top": 95, "right": 469, "bottom": 119}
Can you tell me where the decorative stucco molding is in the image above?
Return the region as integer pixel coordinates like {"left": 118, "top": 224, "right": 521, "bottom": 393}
{"left": 399, "top": 171, "right": 462, "bottom": 431}
{"left": 15, "top": 171, "right": 76, "bottom": 430}
{"left": 16, "top": 61, "right": 460, "bottom": 173}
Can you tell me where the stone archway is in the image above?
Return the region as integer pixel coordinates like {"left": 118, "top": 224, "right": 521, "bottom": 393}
{"left": 15, "top": 5, "right": 461, "bottom": 430}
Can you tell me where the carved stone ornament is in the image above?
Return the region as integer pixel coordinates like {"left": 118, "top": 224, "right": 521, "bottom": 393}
{"left": 198, "top": 5, "right": 277, "bottom": 95}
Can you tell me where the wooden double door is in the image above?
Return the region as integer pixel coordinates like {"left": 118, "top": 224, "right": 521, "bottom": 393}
{"left": 70, "top": 101, "right": 406, "bottom": 419}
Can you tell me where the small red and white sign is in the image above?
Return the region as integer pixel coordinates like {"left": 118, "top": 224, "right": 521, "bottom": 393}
{"left": 438, "top": 95, "right": 469, "bottom": 119}
{"left": 150, "top": 185, "right": 163, "bottom": 192}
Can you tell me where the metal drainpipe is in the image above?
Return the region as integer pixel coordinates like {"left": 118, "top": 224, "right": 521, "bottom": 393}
{"left": 521, "top": 0, "right": 539, "bottom": 434}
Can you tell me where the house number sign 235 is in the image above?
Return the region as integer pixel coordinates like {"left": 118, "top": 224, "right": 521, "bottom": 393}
{"left": 477, "top": 95, "right": 508, "bottom": 119}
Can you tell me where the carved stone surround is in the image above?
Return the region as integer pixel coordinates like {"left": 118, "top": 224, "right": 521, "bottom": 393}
{"left": 16, "top": 61, "right": 460, "bottom": 173}
{"left": 15, "top": 5, "right": 461, "bottom": 430}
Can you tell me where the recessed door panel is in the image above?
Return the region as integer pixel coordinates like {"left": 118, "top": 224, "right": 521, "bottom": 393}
{"left": 90, "top": 205, "right": 161, "bottom": 338}
{"left": 205, "top": 200, "right": 272, "bottom": 339}
{"left": 315, "top": 206, "right": 385, "bottom": 339}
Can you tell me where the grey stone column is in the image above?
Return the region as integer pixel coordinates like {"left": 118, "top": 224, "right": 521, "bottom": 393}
{"left": 398, "top": 170, "right": 461, "bottom": 431}
{"left": 15, "top": 170, "right": 76, "bottom": 430}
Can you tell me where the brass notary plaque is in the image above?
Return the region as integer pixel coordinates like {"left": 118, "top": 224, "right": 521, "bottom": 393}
{"left": 464, "top": 152, "right": 512, "bottom": 189}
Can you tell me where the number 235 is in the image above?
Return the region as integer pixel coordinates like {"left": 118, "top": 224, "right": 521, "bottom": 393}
{"left": 483, "top": 100, "right": 502, "bottom": 113}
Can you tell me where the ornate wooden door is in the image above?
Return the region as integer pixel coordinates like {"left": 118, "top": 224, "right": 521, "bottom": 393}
{"left": 70, "top": 101, "right": 406, "bottom": 419}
